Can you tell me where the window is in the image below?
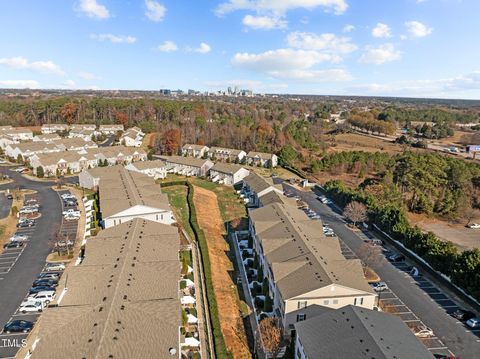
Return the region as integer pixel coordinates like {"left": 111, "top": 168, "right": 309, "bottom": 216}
{"left": 156, "top": 214, "right": 159, "bottom": 220}
{"left": 296, "top": 314, "right": 306, "bottom": 322}
{"left": 333, "top": 299, "right": 338, "bottom": 304}
{"left": 297, "top": 301, "right": 307, "bottom": 309}
{"left": 323, "top": 300, "right": 329, "bottom": 305}
{"left": 360, "top": 297, "right": 364, "bottom": 305}
{"left": 354, "top": 297, "right": 363, "bottom": 305}
{"left": 354, "top": 298, "right": 357, "bottom": 305}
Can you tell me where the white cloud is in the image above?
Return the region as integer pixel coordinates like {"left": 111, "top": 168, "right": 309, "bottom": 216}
{"left": 233, "top": 49, "right": 339, "bottom": 71}
{"left": 242, "top": 15, "right": 287, "bottom": 30}
{"left": 157, "top": 41, "right": 178, "bottom": 52}
{"left": 287, "top": 31, "right": 357, "bottom": 54}
{"left": 0, "top": 56, "right": 65, "bottom": 75}
{"left": 78, "top": 71, "right": 99, "bottom": 80}
{"left": 145, "top": 0, "right": 166, "bottom": 22}
{"left": 231, "top": 48, "right": 351, "bottom": 82}
{"left": 343, "top": 24, "right": 355, "bottom": 33}
{"left": 372, "top": 23, "right": 392, "bottom": 38}
{"left": 347, "top": 71, "right": 480, "bottom": 98}
{"left": 358, "top": 44, "right": 401, "bottom": 65}
{"left": 0, "top": 80, "right": 40, "bottom": 89}
{"left": 405, "top": 21, "right": 433, "bottom": 38}
{"left": 90, "top": 33, "right": 137, "bottom": 44}
{"left": 76, "top": 0, "right": 110, "bottom": 20}
{"left": 62, "top": 79, "right": 76, "bottom": 88}
{"left": 187, "top": 42, "right": 212, "bottom": 54}
{"left": 269, "top": 68, "right": 352, "bottom": 82}
{"left": 216, "top": 0, "right": 349, "bottom": 16}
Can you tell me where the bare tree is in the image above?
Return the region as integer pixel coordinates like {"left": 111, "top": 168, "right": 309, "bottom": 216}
{"left": 258, "top": 317, "right": 282, "bottom": 358}
{"left": 343, "top": 201, "right": 368, "bottom": 227}
{"left": 357, "top": 243, "right": 383, "bottom": 277}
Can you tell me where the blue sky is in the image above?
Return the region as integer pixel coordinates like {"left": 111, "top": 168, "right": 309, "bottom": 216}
{"left": 0, "top": 0, "right": 479, "bottom": 98}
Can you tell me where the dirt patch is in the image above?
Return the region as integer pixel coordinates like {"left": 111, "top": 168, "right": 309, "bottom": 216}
{"left": 329, "top": 133, "right": 405, "bottom": 154}
{"left": 193, "top": 185, "right": 251, "bottom": 358}
{"left": 409, "top": 214, "right": 480, "bottom": 252}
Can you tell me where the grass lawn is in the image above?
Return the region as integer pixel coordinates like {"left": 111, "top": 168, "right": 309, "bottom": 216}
{"left": 162, "top": 185, "right": 195, "bottom": 241}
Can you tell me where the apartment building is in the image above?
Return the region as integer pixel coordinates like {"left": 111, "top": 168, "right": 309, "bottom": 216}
{"left": 249, "top": 202, "right": 376, "bottom": 337}
{"left": 294, "top": 305, "right": 435, "bottom": 359}
{"left": 0, "top": 127, "right": 33, "bottom": 141}
{"left": 5, "top": 141, "right": 61, "bottom": 161}
{"left": 97, "top": 166, "right": 175, "bottom": 228}
{"left": 32, "top": 133, "right": 61, "bottom": 142}
{"left": 89, "top": 145, "right": 147, "bottom": 165}
{"left": 52, "top": 138, "right": 98, "bottom": 152}
{"left": 41, "top": 123, "right": 69, "bottom": 134}
{"left": 209, "top": 163, "right": 250, "bottom": 185}
{"left": 22, "top": 218, "right": 182, "bottom": 359}
{"left": 240, "top": 172, "right": 283, "bottom": 207}
{"left": 30, "top": 151, "right": 98, "bottom": 177}
{"left": 120, "top": 126, "right": 144, "bottom": 147}
{"left": 125, "top": 159, "right": 167, "bottom": 179}
{"left": 0, "top": 134, "right": 18, "bottom": 150}
{"left": 158, "top": 155, "right": 214, "bottom": 177}
{"left": 68, "top": 128, "right": 96, "bottom": 141}
{"left": 99, "top": 124, "right": 124, "bottom": 134}
{"left": 69, "top": 124, "right": 96, "bottom": 131}
{"left": 246, "top": 151, "right": 278, "bottom": 168}
{"left": 207, "top": 146, "right": 246, "bottom": 162}
{"left": 181, "top": 144, "right": 209, "bottom": 158}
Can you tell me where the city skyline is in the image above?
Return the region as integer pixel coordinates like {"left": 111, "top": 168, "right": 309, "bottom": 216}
{"left": 0, "top": 0, "right": 479, "bottom": 99}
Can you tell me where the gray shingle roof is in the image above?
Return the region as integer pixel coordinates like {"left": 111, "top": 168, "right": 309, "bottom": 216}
{"left": 294, "top": 305, "right": 435, "bottom": 359}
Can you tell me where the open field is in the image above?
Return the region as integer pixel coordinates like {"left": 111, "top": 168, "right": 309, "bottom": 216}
{"left": 329, "top": 133, "right": 407, "bottom": 154}
{"left": 193, "top": 186, "right": 251, "bottom": 359}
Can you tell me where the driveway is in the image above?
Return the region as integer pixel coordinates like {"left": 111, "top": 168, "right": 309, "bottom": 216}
{"left": 284, "top": 183, "right": 480, "bottom": 359}
{"left": 0, "top": 165, "right": 63, "bottom": 358}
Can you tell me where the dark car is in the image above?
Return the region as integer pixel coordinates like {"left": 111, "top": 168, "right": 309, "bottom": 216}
{"left": 3, "top": 241, "right": 24, "bottom": 249}
{"left": 7, "top": 194, "right": 13, "bottom": 200}
{"left": 388, "top": 253, "right": 405, "bottom": 262}
{"left": 3, "top": 320, "right": 34, "bottom": 334}
{"left": 451, "top": 309, "right": 476, "bottom": 321}
{"left": 17, "top": 220, "right": 34, "bottom": 228}
{"left": 32, "top": 278, "right": 58, "bottom": 287}
{"left": 29, "top": 285, "right": 56, "bottom": 294}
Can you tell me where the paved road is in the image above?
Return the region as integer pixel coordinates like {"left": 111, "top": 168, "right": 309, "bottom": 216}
{"left": 99, "top": 135, "right": 115, "bottom": 147}
{"left": 284, "top": 183, "right": 480, "bottom": 359}
{"left": 0, "top": 165, "right": 63, "bottom": 358}
{"left": 0, "top": 193, "right": 12, "bottom": 219}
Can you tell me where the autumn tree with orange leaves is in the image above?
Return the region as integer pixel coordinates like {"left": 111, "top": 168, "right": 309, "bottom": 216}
{"left": 163, "top": 129, "right": 182, "bottom": 155}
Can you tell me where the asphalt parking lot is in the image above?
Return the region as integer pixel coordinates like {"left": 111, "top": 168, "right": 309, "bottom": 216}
{"left": 283, "top": 183, "right": 480, "bottom": 358}
{"left": 57, "top": 190, "right": 79, "bottom": 243}
{"left": 0, "top": 193, "right": 12, "bottom": 219}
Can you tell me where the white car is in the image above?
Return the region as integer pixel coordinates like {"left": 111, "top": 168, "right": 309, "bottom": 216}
{"left": 27, "top": 291, "right": 55, "bottom": 305}
{"left": 10, "top": 234, "right": 28, "bottom": 242}
{"left": 413, "top": 326, "right": 434, "bottom": 338}
{"left": 466, "top": 318, "right": 480, "bottom": 329}
{"left": 19, "top": 301, "right": 43, "bottom": 313}
{"left": 62, "top": 209, "right": 80, "bottom": 217}
{"left": 370, "top": 281, "right": 388, "bottom": 292}
{"left": 45, "top": 263, "right": 65, "bottom": 271}
{"left": 19, "top": 207, "right": 37, "bottom": 214}
{"left": 64, "top": 214, "right": 79, "bottom": 221}
{"left": 61, "top": 193, "right": 76, "bottom": 200}
{"left": 467, "top": 223, "right": 480, "bottom": 229}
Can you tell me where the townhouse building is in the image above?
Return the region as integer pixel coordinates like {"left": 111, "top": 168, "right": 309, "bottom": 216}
{"left": 240, "top": 172, "right": 283, "bottom": 207}
{"left": 41, "top": 123, "right": 69, "bottom": 134}
{"left": 99, "top": 124, "right": 124, "bottom": 134}
{"left": 157, "top": 155, "right": 214, "bottom": 177}
{"left": 181, "top": 144, "right": 209, "bottom": 158}
{"left": 249, "top": 202, "right": 376, "bottom": 337}
{"left": 120, "top": 126, "right": 144, "bottom": 147}
{"left": 209, "top": 163, "right": 250, "bottom": 185}
{"left": 207, "top": 146, "right": 246, "bottom": 163}
{"left": 246, "top": 151, "right": 278, "bottom": 168}
{"left": 125, "top": 159, "right": 167, "bottom": 179}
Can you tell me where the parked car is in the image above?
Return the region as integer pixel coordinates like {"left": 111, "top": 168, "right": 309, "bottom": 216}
{"left": 19, "top": 300, "right": 43, "bottom": 313}
{"left": 19, "top": 207, "right": 38, "bottom": 215}
{"left": 3, "top": 241, "right": 24, "bottom": 249}
{"left": 29, "top": 285, "right": 56, "bottom": 295}
{"left": 63, "top": 200, "right": 77, "bottom": 206}
{"left": 451, "top": 309, "right": 476, "bottom": 322}
{"left": 17, "top": 219, "right": 35, "bottom": 228}
{"left": 45, "top": 263, "right": 65, "bottom": 271}
{"left": 6, "top": 194, "right": 13, "bottom": 200}
{"left": 62, "top": 209, "right": 80, "bottom": 217}
{"left": 370, "top": 281, "right": 388, "bottom": 292}
{"left": 388, "top": 253, "right": 405, "bottom": 262}
{"left": 61, "top": 193, "right": 76, "bottom": 199}
{"left": 3, "top": 320, "right": 34, "bottom": 333}
{"left": 413, "top": 326, "right": 434, "bottom": 338}
{"left": 10, "top": 234, "right": 28, "bottom": 242}
{"left": 33, "top": 278, "right": 58, "bottom": 287}
{"left": 466, "top": 318, "right": 480, "bottom": 329}
{"left": 64, "top": 214, "right": 80, "bottom": 221}
{"left": 466, "top": 223, "right": 480, "bottom": 229}
{"left": 38, "top": 272, "right": 60, "bottom": 280}
{"left": 27, "top": 291, "right": 56, "bottom": 305}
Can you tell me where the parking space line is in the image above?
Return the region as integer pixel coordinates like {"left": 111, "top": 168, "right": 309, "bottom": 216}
{"left": 427, "top": 347, "right": 448, "bottom": 351}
